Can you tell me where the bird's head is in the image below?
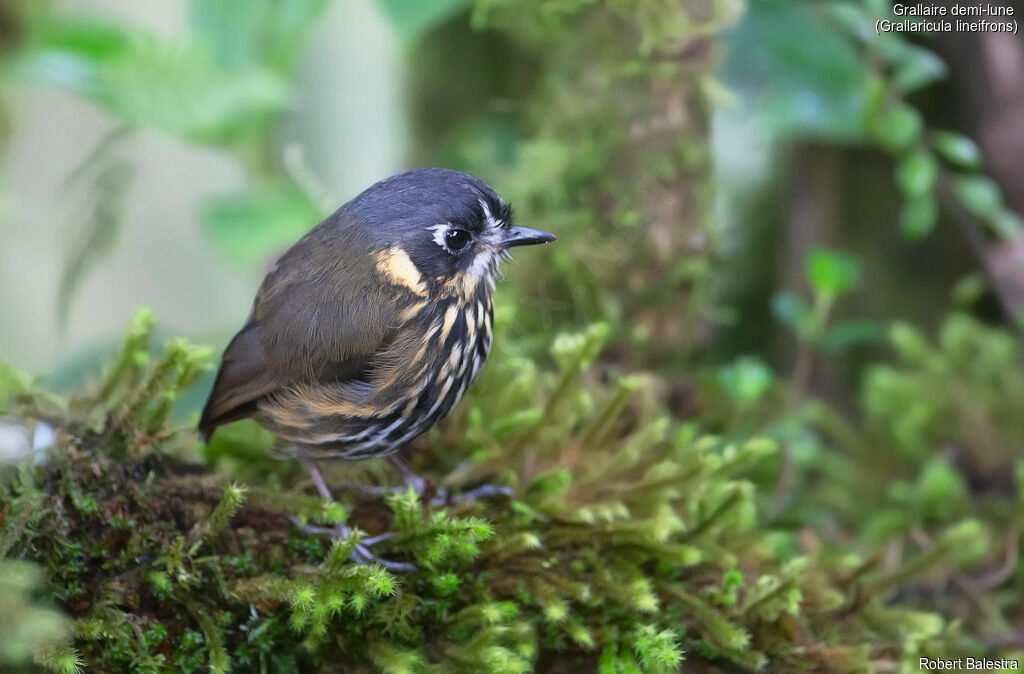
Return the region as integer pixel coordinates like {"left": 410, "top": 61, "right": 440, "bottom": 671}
{"left": 344, "top": 168, "right": 555, "bottom": 298}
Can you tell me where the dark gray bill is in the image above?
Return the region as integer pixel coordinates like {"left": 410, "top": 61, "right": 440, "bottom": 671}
{"left": 504, "top": 226, "right": 557, "bottom": 248}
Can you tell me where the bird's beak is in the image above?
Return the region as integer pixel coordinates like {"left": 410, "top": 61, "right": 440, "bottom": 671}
{"left": 503, "top": 226, "right": 557, "bottom": 248}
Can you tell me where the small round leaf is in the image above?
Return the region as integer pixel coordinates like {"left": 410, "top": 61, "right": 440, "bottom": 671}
{"left": 932, "top": 131, "right": 983, "bottom": 170}
{"left": 896, "top": 152, "right": 938, "bottom": 198}
{"left": 954, "top": 176, "right": 1003, "bottom": 220}
{"left": 871, "top": 104, "right": 923, "bottom": 153}
{"left": 806, "top": 249, "right": 861, "bottom": 299}
{"left": 900, "top": 196, "right": 937, "bottom": 240}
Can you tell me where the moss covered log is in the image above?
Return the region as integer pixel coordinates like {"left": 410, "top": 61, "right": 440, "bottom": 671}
{"left": 1, "top": 311, "right": 1017, "bottom": 673}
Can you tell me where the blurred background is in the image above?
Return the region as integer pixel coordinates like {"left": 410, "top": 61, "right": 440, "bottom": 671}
{"left": 2, "top": 0, "right": 1024, "bottom": 488}
{"left": 3, "top": 0, "right": 1024, "bottom": 497}
{"left": 1, "top": 0, "right": 1022, "bottom": 392}
{"left": 1, "top": 0, "right": 1023, "bottom": 427}
{"left": 0, "top": 0, "right": 408, "bottom": 373}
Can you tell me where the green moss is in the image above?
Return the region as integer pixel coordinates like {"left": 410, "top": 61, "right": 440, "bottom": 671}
{"left": 1, "top": 312, "right": 1014, "bottom": 673}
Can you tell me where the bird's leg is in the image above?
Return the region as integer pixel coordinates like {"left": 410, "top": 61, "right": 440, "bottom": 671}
{"left": 446, "top": 483, "right": 516, "bottom": 505}
{"left": 387, "top": 455, "right": 427, "bottom": 494}
{"left": 305, "top": 460, "right": 335, "bottom": 500}
{"left": 314, "top": 456, "right": 437, "bottom": 498}
{"left": 308, "top": 455, "right": 512, "bottom": 505}
{"left": 388, "top": 456, "right": 513, "bottom": 507}
{"left": 295, "top": 460, "right": 417, "bottom": 573}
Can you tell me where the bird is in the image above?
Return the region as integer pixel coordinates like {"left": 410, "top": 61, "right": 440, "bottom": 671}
{"left": 198, "top": 168, "right": 555, "bottom": 561}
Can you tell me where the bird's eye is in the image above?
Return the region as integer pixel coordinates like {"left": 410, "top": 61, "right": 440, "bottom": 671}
{"left": 444, "top": 228, "right": 471, "bottom": 251}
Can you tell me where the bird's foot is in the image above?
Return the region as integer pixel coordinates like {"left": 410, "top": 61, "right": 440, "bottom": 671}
{"left": 285, "top": 516, "right": 417, "bottom": 573}
{"left": 299, "top": 460, "right": 417, "bottom": 572}
{"left": 436, "top": 483, "right": 515, "bottom": 506}
{"left": 387, "top": 456, "right": 514, "bottom": 506}
{"left": 305, "top": 456, "right": 514, "bottom": 505}
{"left": 294, "top": 459, "right": 510, "bottom": 572}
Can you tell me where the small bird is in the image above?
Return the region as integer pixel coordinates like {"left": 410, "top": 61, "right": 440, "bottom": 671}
{"left": 199, "top": 168, "right": 554, "bottom": 504}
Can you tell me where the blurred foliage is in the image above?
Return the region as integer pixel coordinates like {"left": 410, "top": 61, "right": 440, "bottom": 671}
{"left": 2, "top": 0, "right": 1024, "bottom": 672}
{"left": 0, "top": 560, "right": 75, "bottom": 672}
{"left": 7, "top": 0, "right": 329, "bottom": 328}
{"left": 722, "top": 0, "right": 994, "bottom": 204}
{"left": 460, "top": 0, "right": 740, "bottom": 367}
{"left": 377, "top": 0, "right": 472, "bottom": 45}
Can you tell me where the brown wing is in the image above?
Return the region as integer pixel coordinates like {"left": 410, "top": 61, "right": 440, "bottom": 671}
{"left": 198, "top": 321, "right": 277, "bottom": 440}
{"left": 198, "top": 216, "right": 404, "bottom": 441}
{"left": 252, "top": 221, "right": 401, "bottom": 383}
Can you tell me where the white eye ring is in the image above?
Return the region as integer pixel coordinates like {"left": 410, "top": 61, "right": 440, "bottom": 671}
{"left": 429, "top": 223, "right": 450, "bottom": 248}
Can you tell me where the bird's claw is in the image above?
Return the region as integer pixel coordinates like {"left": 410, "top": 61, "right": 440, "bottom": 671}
{"left": 296, "top": 460, "right": 508, "bottom": 574}
{"left": 434, "top": 483, "right": 515, "bottom": 506}
{"left": 285, "top": 515, "right": 417, "bottom": 573}
{"left": 350, "top": 542, "right": 417, "bottom": 573}
{"left": 386, "top": 456, "right": 513, "bottom": 506}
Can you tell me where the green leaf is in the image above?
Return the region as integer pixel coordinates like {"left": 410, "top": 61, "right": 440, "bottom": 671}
{"left": 823, "top": 3, "right": 871, "bottom": 41}
{"left": 527, "top": 469, "right": 572, "bottom": 496}
{"left": 950, "top": 273, "right": 986, "bottom": 307}
{"left": 891, "top": 46, "right": 946, "bottom": 92}
{"left": 871, "top": 104, "right": 922, "bottom": 153}
{"left": 887, "top": 322, "right": 934, "bottom": 363}
{"left": 806, "top": 248, "right": 860, "bottom": 299}
{"left": 722, "top": 0, "right": 871, "bottom": 141}
{"left": 0, "top": 365, "right": 30, "bottom": 413}
{"left": 717, "top": 357, "right": 775, "bottom": 405}
{"left": 817, "top": 320, "right": 883, "bottom": 354}
{"left": 866, "top": 0, "right": 894, "bottom": 15}
{"left": 932, "top": 131, "right": 983, "bottom": 170}
{"left": 951, "top": 176, "right": 1020, "bottom": 239}
{"left": 954, "top": 176, "right": 1003, "bottom": 220}
{"left": 202, "top": 184, "right": 321, "bottom": 266}
{"left": 191, "top": 0, "right": 330, "bottom": 72}
{"left": 376, "top": 0, "right": 471, "bottom": 44}
{"left": 916, "top": 459, "right": 967, "bottom": 519}
{"left": 770, "top": 292, "right": 812, "bottom": 336}
{"left": 896, "top": 151, "right": 937, "bottom": 198}
{"left": 989, "top": 211, "right": 1023, "bottom": 239}
{"left": 23, "top": 18, "right": 287, "bottom": 143}
{"left": 940, "top": 519, "right": 990, "bottom": 565}
{"left": 492, "top": 408, "right": 544, "bottom": 438}
{"left": 899, "top": 196, "right": 937, "bottom": 240}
